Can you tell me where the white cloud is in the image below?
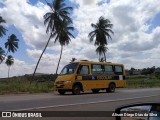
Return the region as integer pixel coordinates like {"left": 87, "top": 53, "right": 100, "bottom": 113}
{"left": 0, "top": 59, "right": 34, "bottom": 78}
{"left": 70, "top": 0, "right": 100, "bottom": 6}
{"left": 0, "top": 0, "right": 54, "bottom": 49}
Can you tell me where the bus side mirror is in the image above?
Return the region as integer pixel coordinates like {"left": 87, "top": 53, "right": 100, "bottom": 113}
{"left": 114, "top": 103, "right": 160, "bottom": 120}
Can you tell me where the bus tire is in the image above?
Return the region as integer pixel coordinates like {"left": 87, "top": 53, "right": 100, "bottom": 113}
{"left": 107, "top": 83, "right": 116, "bottom": 93}
{"left": 58, "top": 90, "right": 65, "bottom": 95}
{"left": 72, "top": 85, "right": 81, "bottom": 95}
{"left": 92, "top": 89, "right": 100, "bottom": 93}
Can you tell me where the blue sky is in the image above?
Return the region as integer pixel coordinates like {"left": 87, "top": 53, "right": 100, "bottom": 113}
{"left": 0, "top": 25, "right": 32, "bottom": 63}
{"left": 0, "top": 0, "right": 160, "bottom": 78}
{"left": 146, "top": 13, "right": 160, "bottom": 33}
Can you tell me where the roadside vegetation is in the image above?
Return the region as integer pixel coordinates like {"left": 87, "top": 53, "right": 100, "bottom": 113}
{"left": 126, "top": 77, "right": 160, "bottom": 88}
{"left": 0, "top": 74, "right": 160, "bottom": 95}
{"left": 126, "top": 66, "right": 160, "bottom": 88}
{"left": 0, "top": 74, "right": 57, "bottom": 95}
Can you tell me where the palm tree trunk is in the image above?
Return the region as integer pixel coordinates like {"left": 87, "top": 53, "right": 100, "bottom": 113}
{"left": 8, "top": 66, "right": 10, "bottom": 78}
{"left": 56, "top": 45, "right": 63, "bottom": 74}
{"left": 5, "top": 50, "right": 9, "bottom": 57}
{"left": 103, "top": 52, "right": 106, "bottom": 62}
{"left": 32, "top": 34, "right": 52, "bottom": 79}
{"left": 99, "top": 54, "right": 101, "bottom": 62}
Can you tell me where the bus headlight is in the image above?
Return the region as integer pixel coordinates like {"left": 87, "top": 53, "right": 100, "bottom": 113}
{"left": 64, "top": 80, "right": 72, "bottom": 84}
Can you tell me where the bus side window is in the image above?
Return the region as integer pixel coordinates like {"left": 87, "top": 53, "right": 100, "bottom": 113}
{"left": 104, "top": 65, "right": 114, "bottom": 75}
{"left": 115, "top": 66, "right": 123, "bottom": 75}
{"left": 92, "top": 64, "right": 103, "bottom": 75}
{"left": 77, "top": 65, "right": 89, "bottom": 75}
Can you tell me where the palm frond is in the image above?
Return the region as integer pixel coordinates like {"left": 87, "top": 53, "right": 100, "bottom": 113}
{"left": 89, "top": 16, "right": 114, "bottom": 46}
{"left": 0, "top": 16, "right": 6, "bottom": 23}
{"left": 0, "top": 26, "right": 7, "bottom": 37}
{"left": 5, "top": 55, "right": 14, "bottom": 66}
{"left": 0, "top": 16, "right": 7, "bottom": 37}
{"left": 104, "top": 28, "right": 114, "bottom": 34}
{"left": 61, "top": 7, "right": 73, "bottom": 11}
{"left": 5, "top": 34, "right": 19, "bottom": 53}
{"left": 91, "top": 23, "right": 97, "bottom": 29}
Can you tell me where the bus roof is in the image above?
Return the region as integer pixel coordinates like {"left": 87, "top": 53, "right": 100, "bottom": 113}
{"left": 71, "top": 60, "right": 124, "bottom": 66}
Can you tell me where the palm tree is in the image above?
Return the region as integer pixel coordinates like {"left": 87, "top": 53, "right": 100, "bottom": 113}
{"left": 32, "top": 0, "right": 73, "bottom": 78}
{"left": 5, "top": 55, "right": 14, "bottom": 78}
{"left": 89, "top": 16, "right": 113, "bottom": 62}
{"left": 0, "top": 47, "right": 5, "bottom": 63}
{"left": 70, "top": 58, "right": 77, "bottom": 62}
{"left": 0, "top": 16, "right": 7, "bottom": 38}
{"left": 0, "top": 34, "right": 19, "bottom": 64}
{"left": 55, "top": 20, "right": 74, "bottom": 73}
{"left": 89, "top": 16, "right": 114, "bottom": 46}
{"left": 96, "top": 45, "right": 108, "bottom": 62}
{"left": 5, "top": 34, "right": 19, "bottom": 56}
{"left": 44, "top": 0, "right": 72, "bottom": 33}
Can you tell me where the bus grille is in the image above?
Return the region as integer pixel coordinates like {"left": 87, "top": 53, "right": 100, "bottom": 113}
{"left": 56, "top": 81, "right": 64, "bottom": 88}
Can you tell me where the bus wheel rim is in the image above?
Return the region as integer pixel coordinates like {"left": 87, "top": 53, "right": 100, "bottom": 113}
{"left": 74, "top": 86, "right": 80, "bottom": 94}
{"left": 110, "top": 84, "right": 115, "bottom": 91}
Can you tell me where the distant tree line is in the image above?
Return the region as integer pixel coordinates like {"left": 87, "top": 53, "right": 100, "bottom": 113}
{"left": 24, "top": 74, "right": 58, "bottom": 82}
{"left": 128, "top": 66, "right": 160, "bottom": 79}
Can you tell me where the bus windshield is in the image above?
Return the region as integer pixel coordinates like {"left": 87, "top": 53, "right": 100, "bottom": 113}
{"left": 60, "top": 63, "right": 79, "bottom": 75}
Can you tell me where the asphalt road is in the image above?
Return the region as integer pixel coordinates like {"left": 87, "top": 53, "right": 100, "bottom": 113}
{"left": 0, "top": 88, "right": 160, "bottom": 111}
{"left": 0, "top": 88, "right": 160, "bottom": 120}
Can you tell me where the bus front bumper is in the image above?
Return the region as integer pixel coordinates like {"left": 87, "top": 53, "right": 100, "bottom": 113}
{"left": 54, "top": 81, "right": 72, "bottom": 90}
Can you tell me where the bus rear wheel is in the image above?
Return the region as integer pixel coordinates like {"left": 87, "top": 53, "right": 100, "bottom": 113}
{"left": 92, "top": 89, "right": 100, "bottom": 93}
{"left": 107, "top": 83, "right": 115, "bottom": 93}
{"left": 72, "top": 85, "right": 81, "bottom": 95}
{"left": 58, "top": 90, "right": 65, "bottom": 95}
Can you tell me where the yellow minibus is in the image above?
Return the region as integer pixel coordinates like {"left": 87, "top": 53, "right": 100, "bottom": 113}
{"left": 54, "top": 60, "right": 126, "bottom": 95}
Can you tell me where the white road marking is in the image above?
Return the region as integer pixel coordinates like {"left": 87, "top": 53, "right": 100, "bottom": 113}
{"left": 14, "top": 94, "right": 160, "bottom": 111}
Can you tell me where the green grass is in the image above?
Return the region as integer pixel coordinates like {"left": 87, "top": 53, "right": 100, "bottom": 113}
{"left": 126, "top": 77, "right": 160, "bottom": 88}
{"left": 0, "top": 78, "right": 54, "bottom": 95}
{"left": 0, "top": 77, "right": 160, "bottom": 95}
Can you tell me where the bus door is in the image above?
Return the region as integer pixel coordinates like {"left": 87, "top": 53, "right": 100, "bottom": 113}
{"left": 76, "top": 64, "right": 93, "bottom": 90}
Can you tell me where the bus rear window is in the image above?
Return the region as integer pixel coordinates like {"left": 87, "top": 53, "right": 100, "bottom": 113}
{"left": 115, "top": 66, "right": 123, "bottom": 74}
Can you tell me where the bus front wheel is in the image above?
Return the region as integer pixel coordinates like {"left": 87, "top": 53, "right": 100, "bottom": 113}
{"left": 107, "top": 83, "right": 115, "bottom": 93}
{"left": 72, "top": 85, "right": 81, "bottom": 95}
{"left": 58, "top": 90, "right": 65, "bottom": 95}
